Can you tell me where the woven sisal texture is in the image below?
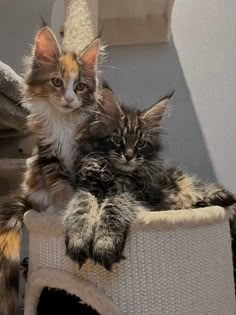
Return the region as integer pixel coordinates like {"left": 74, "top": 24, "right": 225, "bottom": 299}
{"left": 24, "top": 207, "right": 236, "bottom": 315}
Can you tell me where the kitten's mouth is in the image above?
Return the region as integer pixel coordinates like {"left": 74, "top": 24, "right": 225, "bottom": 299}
{"left": 55, "top": 103, "right": 79, "bottom": 113}
{"left": 110, "top": 153, "right": 141, "bottom": 172}
{"left": 62, "top": 105, "right": 73, "bottom": 110}
{"left": 112, "top": 160, "right": 138, "bottom": 172}
{"left": 49, "top": 98, "right": 81, "bottom": 113}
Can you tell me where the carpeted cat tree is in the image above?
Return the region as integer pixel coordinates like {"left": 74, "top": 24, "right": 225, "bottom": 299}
{"left": 23, "top": 1, "right": 236, "bottom": 314}
{"left": 24, "top": 207, "right": 235, "bottom": 315}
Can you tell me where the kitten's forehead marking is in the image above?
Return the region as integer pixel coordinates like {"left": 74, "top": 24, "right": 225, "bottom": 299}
{"left": 61, "top": 52, "right": 79, "bottom": 73}
{"left": 123, "top": 113, "right": 140, "bottom": 134}
{"left": 61, "top": 52, "right": 80, "bottom": 92}
{"left": 127, "top": 115, "right": 132, "bottom": 131}
{"left": 61, "top": 52, "right": 79, "bottom": 85}
{"left": 121, "top": 113, "right": 142, "bottom": 146}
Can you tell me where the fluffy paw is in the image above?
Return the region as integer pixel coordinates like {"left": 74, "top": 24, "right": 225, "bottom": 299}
{"left": 193, "top": 200, "right": 209, "bottom": 208}
{"left": 63, "top": 191, "right": 99, "bottom": 267}
{"left": 65, "top": 233, "right": 91, "bottom": 267}
{"left": 100, "top": 168, "right": 115, "bottom": 183}
{"left": 79, "top": 161, "right": 102, "bottom": 178}
{"left": 207, "top": 187, "right": 236, "bottom": 207}
{"left": 92, "top": 236, "right": 125, "bottom": 271}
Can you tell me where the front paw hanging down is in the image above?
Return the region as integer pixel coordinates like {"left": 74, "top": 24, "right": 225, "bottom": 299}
{"left": 63, "top": 190, "right": 99, "bottom": 267}
{"left": 65, "top": 232, "right": 91, "bottom": 267}
{"left": 92, "top": 234, "right": 126, "bottom": 271}
{"left": 206, "top": 185, "right": 236, "bottom": 207}
{"left": 92, "top": 193, "right": 135, "bottom": 270}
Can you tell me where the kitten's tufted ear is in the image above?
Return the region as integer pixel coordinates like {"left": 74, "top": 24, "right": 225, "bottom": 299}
{"left": 141, "top": 92, "right": 174, "bottom": 125}
{"left": 87, "top": 89, "right": 122, "bottom": 137}
{"left": 34, "top": 26, "right": 61, "bottom": 61}
{"left": 142, "top": 99, "right": 168, "bottom": 123}
{"left": 80, "top": 38, "right": 100, "bottom": 68}
{"left": 97, "top": 88, "right": 123, "bottom": 120}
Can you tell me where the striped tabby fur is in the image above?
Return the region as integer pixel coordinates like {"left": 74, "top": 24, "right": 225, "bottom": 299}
{"left": 64, "top": 88, "right": 236, "bottom": 270}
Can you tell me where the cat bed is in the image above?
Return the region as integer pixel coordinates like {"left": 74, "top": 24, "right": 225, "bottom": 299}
{"left": 23, "top": 206, "right": 236, "bottom": 315}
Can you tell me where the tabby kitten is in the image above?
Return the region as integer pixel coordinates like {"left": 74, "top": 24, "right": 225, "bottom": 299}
{"left": 64, "top": 88, "right": 236, "bottom": 270}
{"left": 0, "top": 26, "right": 101, "bottom": 315}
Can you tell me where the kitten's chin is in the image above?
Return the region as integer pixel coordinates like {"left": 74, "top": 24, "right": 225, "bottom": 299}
{"left": 51, "top": 102, "right": 80, "bottom": 114}
{"left": 54, "top": 105, "right": 78, "bottom": 113}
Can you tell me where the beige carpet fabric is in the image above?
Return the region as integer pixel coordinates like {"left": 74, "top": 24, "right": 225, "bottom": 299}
{"left": 24, "top": 207, "right": 236, "bottom": 315}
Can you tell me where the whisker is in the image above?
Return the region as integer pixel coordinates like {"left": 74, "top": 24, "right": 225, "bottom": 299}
{"left": 101, "top": 65, "right": 118, "bottom": 70}
{"left": 16, "top": 97, "right": 34, "bottom": 106}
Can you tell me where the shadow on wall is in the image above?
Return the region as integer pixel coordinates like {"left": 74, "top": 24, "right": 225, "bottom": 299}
{"left": 0, "top": 0, "right": 55, "bottom": 73}
{"left": 103, "top": 37, "right": 217, "bottom": 182}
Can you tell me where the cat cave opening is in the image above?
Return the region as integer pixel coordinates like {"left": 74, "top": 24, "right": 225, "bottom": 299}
{"left": 37, "top": 287, "right": 100, "bottom": 315}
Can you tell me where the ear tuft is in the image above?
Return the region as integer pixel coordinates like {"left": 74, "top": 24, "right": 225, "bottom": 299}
{"left": 34, "top": 26, "right": 61, "bottom": 61}
{"left": 98, "top": 88, "right": 123, "bottom": 119}
{"left": 142, "top": 97, "right": 170, "bottom": 124}
{"left": 80, "top": 38, "right": 100, "bottom": 67}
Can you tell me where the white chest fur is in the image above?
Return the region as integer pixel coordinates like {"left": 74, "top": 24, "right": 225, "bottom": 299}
{"left": 27, "top": 101, "right": 81, "bottom": 173}
{"left": 50, "top": 117, "right": 77, "bottom": 172}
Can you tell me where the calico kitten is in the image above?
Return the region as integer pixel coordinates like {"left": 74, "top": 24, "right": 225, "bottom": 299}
{"left": 64, "top": 88, "right": 236, "bottom": 270}
{"left": 23, "top": 26, "right": 101, "bottom": 212}
{"left": 0, "top": 26, "right": 101, "bottom": 315}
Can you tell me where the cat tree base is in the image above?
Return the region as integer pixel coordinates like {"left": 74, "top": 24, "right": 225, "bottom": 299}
{"left": 24, "top": 206, "right": 236, "bottom": 315}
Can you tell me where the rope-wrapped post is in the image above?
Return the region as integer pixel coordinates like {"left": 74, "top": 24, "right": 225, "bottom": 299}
{"left": 63, "top": 0, "right": 98, "bottom": 51}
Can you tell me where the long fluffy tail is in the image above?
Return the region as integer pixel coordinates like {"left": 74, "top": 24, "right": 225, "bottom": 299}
{"left": 0, "top": 196, "right": 30, "bottom": 315}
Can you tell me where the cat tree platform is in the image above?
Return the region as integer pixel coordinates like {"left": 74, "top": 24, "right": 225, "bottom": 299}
{"left": 23, "top": 206, "right": 236, "bottom": 315}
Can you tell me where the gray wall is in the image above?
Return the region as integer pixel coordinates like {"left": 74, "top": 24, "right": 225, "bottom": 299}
{"left": 103, "top": 42, "right": 218, "bottom": 183}
{"left": 103, "top": 1, "right": 236, "bottom": 192}
{"left": 0, "top": 0, "right": 235, "bottom": 192}
{"left": 0, "top": 0, "right": 55, "bottom": 73}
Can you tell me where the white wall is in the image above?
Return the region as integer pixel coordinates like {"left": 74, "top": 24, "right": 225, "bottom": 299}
{"left": 172, "top": 0, "right": 236, "bottom": 192}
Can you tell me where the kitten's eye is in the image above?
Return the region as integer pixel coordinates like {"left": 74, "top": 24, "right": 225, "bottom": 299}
{"left": 112, "top": 135, "right": 122, "bottom": 145}
{"left": 76, "top": 82, "right": 87, "bottom": 92}
{"left": 136, "top": 139, "right": 146, "bottom": 149}
{"left": 51, "top": 77, "right": 63, "bottom": 87}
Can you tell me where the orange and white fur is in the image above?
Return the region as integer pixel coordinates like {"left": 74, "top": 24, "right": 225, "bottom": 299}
{"left": 0, "top": 26, "right": 101, "bottom": 315}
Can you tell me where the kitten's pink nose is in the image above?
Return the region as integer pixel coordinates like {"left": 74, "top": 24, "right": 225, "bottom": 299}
{"left": 65, "top": 96, "right": 74, "bottom": 104}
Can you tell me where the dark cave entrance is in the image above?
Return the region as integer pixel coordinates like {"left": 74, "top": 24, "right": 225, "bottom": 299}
{"left": 37, "top": 287, "right": 100, "bottom": 315}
